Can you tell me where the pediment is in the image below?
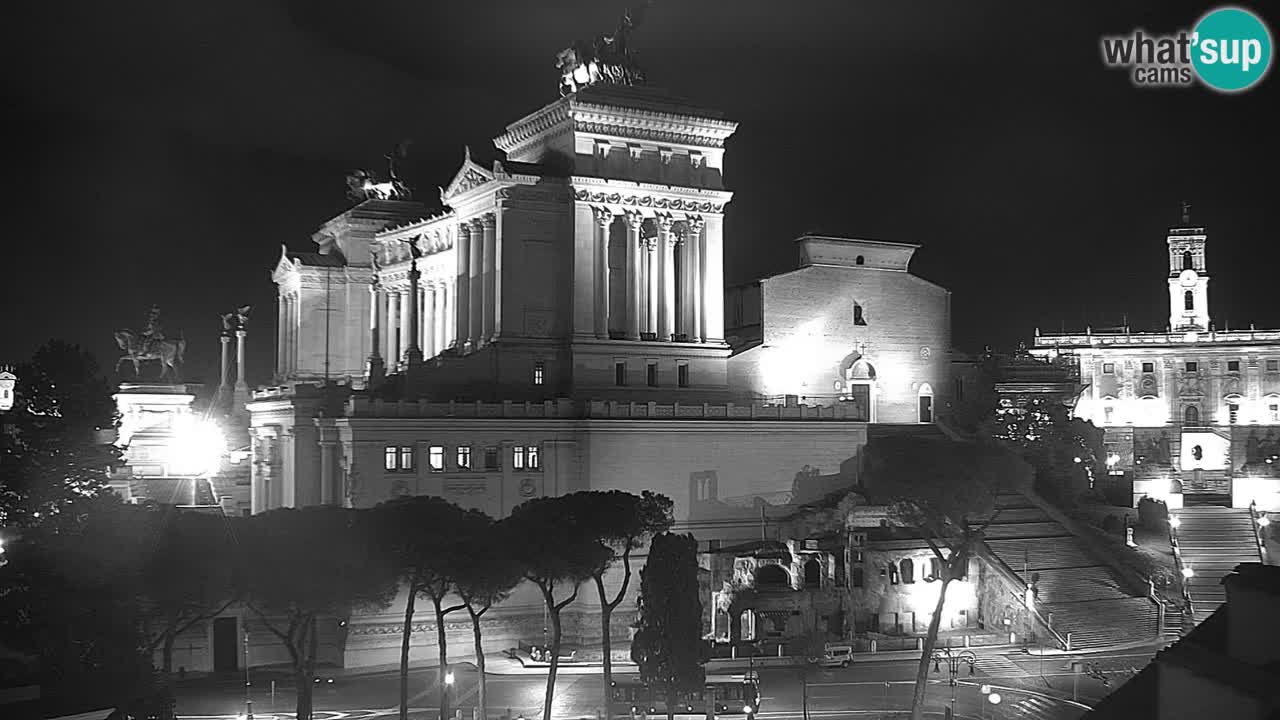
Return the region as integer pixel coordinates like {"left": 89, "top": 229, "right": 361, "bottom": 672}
{"left": 271, "top": 245, "right": 298, "bottom": 282}
{"left": 440, "top": 147, "right": 495, "bottom": 203}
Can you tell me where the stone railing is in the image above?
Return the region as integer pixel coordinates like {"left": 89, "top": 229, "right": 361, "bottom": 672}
{"left": 584, "top": 400, "right": 866, "bottom": 420}
{"left": 1035, "top": 328, "right": 1280, "bottom": 348}
{"left": 346, "top": 398, "right": 575, "bottom": 418}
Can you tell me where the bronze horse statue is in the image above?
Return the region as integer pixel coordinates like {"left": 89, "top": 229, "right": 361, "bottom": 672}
{"left": 115, "top": 329, "right": 186, "bottom": 381}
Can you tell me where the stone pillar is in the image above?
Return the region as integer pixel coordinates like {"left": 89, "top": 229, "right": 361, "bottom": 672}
{"left": 234, "top": 329, "right": 250, "bottom": 408}
{"left": 424, "top": 282, "right": 437, "bottom": 359}
{"left": 646, "top": 237, "right": 659, "bottom": 336}
{"left": 469, "top": 218, "right": 484, "bottom": 350}
{"left": 658, "top": 216, "right": 677, "bottom": 342}
{"left": 702, "top": 214, "right": 725, "bottom": 342}
{"left": 399, "top": 287, "right": 413, "bottom": 367}
{"left": 405, "top": 260, "right": 422, "bottom": 367}
{"left": 219, "top": 334, "right": 232, "bottom": 406}
{"left": 455, "top": 223, "right": 471, "bottom": 350}
{"left": 319, "top": 438, "right": 335, "bottom": 505}
{"left": 481, "top": 213, "right": 497, "bottom": 342}
{"left": 387, "top": 290, "right": 400, "bottom": 364}
{"left": 275, "top": 296, "right": 286, "bottom": 379}
{"left": 626, "top": 212, "right": 643, "bottom": 341}
{"left": 688, "top": 216, "right": 706, "bottom": 343}
{"left": 367, "top": 285, "right": 385, "bottom": 388}
{"left": 593, "top": 207, "right": 613, "bottom": 338}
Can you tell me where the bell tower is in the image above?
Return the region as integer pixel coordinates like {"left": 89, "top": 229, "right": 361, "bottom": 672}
{"left": 1167, "top": 202, "right": 1210, "bottom": 331}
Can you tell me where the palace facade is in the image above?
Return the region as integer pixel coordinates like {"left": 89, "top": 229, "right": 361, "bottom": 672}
{"left": 1031, "top": 214, "right": 1280, "bottom": 511}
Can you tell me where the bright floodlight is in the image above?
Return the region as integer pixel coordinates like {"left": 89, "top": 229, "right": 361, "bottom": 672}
{"left": 743, "top": 706, "right": 753, "bottom": 715}
{"left": 1073, "top": 456, "right": 1082, "bottom": 464}
{"left": 1169, "top": 515, "right": 1182, "bottom": 529}
{"left": 1182, "top": 566, "right": 1195, "bottom": 579}
{"left": 445, "top": 671, "right": 455, "bottom": 685}
{"left": 987, "top": 692, "right": 1002, "bottom": 705}
{"left": 979, "top": 684, "right": 991, "bottom": 695}
{"left": 1107, "top": 453, "right": 1120, "bottom": 467}
{"left": 170, "top": 415, "right": 226, "bottom": 476}
{"left": 1258, "top": 515, "right": 1271, "bottom": 527}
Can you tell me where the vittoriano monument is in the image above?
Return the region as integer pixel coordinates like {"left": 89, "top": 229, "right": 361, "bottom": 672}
{"left": 556, "top": 1, "right": 652, "bottom": 96}
{"left": 115, "top": 305, "right": 186, "bottom": 381}
{"left": 345, "top": 141, "right": 414, "bottom": 203}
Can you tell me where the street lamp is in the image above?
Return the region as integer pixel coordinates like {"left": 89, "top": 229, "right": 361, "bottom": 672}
{"left": 1182, "top": 565, "right": 1195, "bottom": 579}
{"left": 931, "top": 647, "right": 976, "bottom": 719}
{"left": 978, "top": 685, "right": 1001, "bottom": 720}
{"left": 442, "top": 666, "right": 455, "bottom": 720}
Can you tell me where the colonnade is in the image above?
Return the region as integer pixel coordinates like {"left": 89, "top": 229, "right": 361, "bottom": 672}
{"left": 594, "top": 209, "right": 709, "bottom": 343}
{"left": 369, "top": 277, "right": 457, "bottom": 367}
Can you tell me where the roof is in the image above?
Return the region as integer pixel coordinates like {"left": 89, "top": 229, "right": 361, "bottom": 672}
{"left": 289, "top": 252, "right": 345, "bottom": 268}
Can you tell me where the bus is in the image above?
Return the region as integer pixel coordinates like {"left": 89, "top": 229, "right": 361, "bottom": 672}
{"left": 609, "top": 672, "right": 761, "bottom": 719}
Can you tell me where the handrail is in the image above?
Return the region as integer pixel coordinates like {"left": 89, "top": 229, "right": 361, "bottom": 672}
{"left": 1168, "top": 515, "right": 1196, "bottom": 621}
{"left": 975, "top": 543, "right": 1068, "bottom": 650}
{"left": 1250, "top": 500, "right": 1268, "bottom": 560}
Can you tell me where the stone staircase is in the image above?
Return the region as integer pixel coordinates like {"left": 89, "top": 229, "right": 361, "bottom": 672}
{"left": 1181, "top": 468, "right": 1232, "bottom": 498}
{"left": 1173, "top": 506, "right": 1262, "bottom": 624}
{"left": 979, "top": 494, "right": 1159, "bottom": 650}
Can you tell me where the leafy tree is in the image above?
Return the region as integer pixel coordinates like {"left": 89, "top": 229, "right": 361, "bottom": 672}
{"left": 239, "top": 506, "right": 397, "bottom": 720}
{"left": 455, "top": 513, "right": 523, "bottom": 720}
{"left": 375, "top": 496, "right": 485, "bottom": 720}
{"left": 508, "top": 495, "right": 611, "bottom": 720}
{"left": 630, "top": 532, "right": 707, "bottom": 720}
{"left": 859, "top": 435, "right": 1032, "bottom": 720}
{"left": 0, "top": 341, "right": 120, "bottom": 528}
{"left": 985, "top": 397, "right": 1103, "bottom": 505}
{"left": 564, "top": 490, "right": 674, "bottom": 720}
{"left": 141, "top": 508, "right": 239, "bottom": 680}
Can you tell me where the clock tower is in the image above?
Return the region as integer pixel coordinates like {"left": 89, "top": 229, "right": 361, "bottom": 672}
{"left": 1167, "top": 203, "right": 1210, "bottom": 331}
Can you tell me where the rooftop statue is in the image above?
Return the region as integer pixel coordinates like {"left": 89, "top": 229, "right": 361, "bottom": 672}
{"left": 220, "top": 305, "right": 252, "bottom": 335}
{"left": 115, "top": 305, "right": 186, "bottom": 381}
{"left": 345, "top": 141, "right": 413, "bottom": 202}
{"left": 557, "top": 1, "right": 653, "bottom": 96}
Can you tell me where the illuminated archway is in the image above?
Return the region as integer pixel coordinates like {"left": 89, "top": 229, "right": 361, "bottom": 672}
{"left": 838, "top": 353, "right": 877, "bottom": 422}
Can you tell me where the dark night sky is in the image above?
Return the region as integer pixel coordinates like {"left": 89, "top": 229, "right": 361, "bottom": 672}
{"left": 6, "top": 1, "right": 1279, "bottom": 395}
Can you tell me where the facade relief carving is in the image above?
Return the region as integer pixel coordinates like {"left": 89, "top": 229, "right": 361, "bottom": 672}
{"left": 573, "top": 189, "right": 724, "bottom": 213}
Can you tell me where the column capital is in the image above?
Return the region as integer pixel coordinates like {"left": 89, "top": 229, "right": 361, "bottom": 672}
{"left": 642, "top": 236, "right": 659, "bottom": 251}
{"left": 685, "top": 215, "right": 706, "bottom": 234}
{"left": 458, "top": 221, "right": 473, "bottom": 237}
{"left": 656, "top": 214, "right": 677, "bottom": 232}
{"left": 625, "top": 210, "right": 645, "bottom": 231}
{"left": 477, "top": 212, "right": 497, "bottom": 229}
{"left": 592, "top": 206, "right": 615, "bottom": 228}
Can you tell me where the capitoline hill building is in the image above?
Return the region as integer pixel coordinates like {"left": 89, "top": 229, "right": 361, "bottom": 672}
{"left": 244, "top": 82, "right": 953, "bottom": 668}
{"left": 1031, "top": 211, "right": 1280, "bottom": 511}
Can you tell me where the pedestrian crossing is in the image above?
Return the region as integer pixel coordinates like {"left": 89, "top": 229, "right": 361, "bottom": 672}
{"left": 971, "top": 653, "right": 1025, "bottom": 678}
{"left": 1004, "top": 694, "right": 1085, "bottom": 719}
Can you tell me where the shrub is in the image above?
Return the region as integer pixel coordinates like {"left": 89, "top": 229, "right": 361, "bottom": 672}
{"left": 1137, "top": 497, "right": 1169, "bottom": 530}
{"left": 1100, "top": 514, "right": 1122, "bottom": 536}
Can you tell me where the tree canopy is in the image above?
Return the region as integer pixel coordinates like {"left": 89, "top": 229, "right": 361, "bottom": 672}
{"left": 631, "top": 532, "right": 706, "bottom": 720}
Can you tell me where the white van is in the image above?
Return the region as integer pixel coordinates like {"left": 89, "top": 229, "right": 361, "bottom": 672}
{"left": 817, "top": 644, "right": 853, "bottom": 668}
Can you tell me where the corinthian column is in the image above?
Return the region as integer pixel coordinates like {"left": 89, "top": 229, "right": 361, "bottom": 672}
{"left": 688, "top": 216, "right": 706, "bottom": 343}
{"left": 646, "top": 237, "right": 659, "bottom": 336}
{"left": 405, "top": 257, "right": 422, "bottom": 367}
{"left": 469, "top": 218, "right": 484, "bottom": 349}
{"left": 481, "top": 213, "right": 497, "bottom": 342}
{"left": 387, "top": 290, "right": 400, "bottom": 363}
{"left": 455, "top": 223, "right": 471, "bottom": 350}
{"left": 593, "top": 207, "right": 613, "bottom": 338}
{"left": 367, "top": 284, "right": 385, "bottom": 388}
{"left": 424, "top": 282, "right": 437, "bottom": 359}
{"left": 658, "top": 215, "right": 677, "bottom": 342}
{"left": 626, "top": 212, "right": 643, "bottom": 341}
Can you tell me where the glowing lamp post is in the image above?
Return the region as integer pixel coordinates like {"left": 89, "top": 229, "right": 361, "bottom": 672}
{"left": 931, "top": 648, "right": 976, "bottom": 719}
{"left": 170, "top": 416, "right": 226, "bottom": 505}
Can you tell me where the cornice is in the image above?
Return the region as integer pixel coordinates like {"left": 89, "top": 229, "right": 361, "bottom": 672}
{"left": 494, "top": 100, "right": 573, "bottom": 155}
{"left": 570, "top": 178, "right": 732, "bottom": 215}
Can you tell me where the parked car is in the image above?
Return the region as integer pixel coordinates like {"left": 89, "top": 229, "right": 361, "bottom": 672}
{"left": 814, "top": 644, "right": 853, "bottom": 668}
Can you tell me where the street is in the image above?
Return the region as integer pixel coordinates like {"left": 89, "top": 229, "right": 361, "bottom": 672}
{"left": 172, "top": 643, "right": 1160, "bottom": 720}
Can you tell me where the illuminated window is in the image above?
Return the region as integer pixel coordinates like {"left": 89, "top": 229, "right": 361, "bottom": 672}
{"left": 456, "top": 446, "right": 472, "bottom": 470}
{"left": 386, "top": 446, "right": 413, "bottom": 473}
{"left": 1185, "top": 291, "right": 1194, "bottom": 311}
{"left": 1228, "top": 360, "right": 1241, "bottom": 372}
{"left": 853, "top": 304, "right": 867, "bottom": 326}
{"left": 527, "top": 445, "right": 540, "bottom": 469}
{"left": 1269, "top": 360, "right": 1279, "bottom": 372}
{"left": 513, "top": 446, "right": 525, "bottom": 469}
{"left": 678, "top": 363, "right": 689, "bottom": 388}
{"left": 888, "top": 567, "right": 899, "bottom": 585}
{"left": 1229, "top": 403, "right": 1239, "bottom": 424}
{"left": 428, "top": 446, "right": 445, "bottom": 472}
{"left": 900, "top": 558, "right": 915, "bottom": 584}
{"left": 513, "top": 445, "right": 540, "bottom": 470}
{"left": 1270, "top": 404, "right": 1279, "bottom": 423}
{"left": 484, "top": 447, "right": 499, "bottom": 470}
{"left": 533, "top": 361, "right": 545, "bottom": 386}
{"left": 398, "top": 446, "right": 414, "bottom": 471}
{"left": 384, "top": 446, "right": 397, "bottom": 471}
{"left": 647, "top": 362, "right": 658, "bottom": 387}
{"left": 615, "top": 361, "right": 627, "bottom": 386}
{"left": 1103, "top": 363, "right": 1115, "bottom": 374}
{"left": 1186, "top": 361, "right": 1198, "bottom": 373}
{"left": 1103, "top": 406, "right": 1114, "bottom": 423}
{"left": 1142, "top": 362, "right": 1155, "bottom": 373}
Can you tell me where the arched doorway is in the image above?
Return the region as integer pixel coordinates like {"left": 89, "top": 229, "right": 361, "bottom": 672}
{"left": 1184, "top": 405, "right": 1200, "bottom": 426}
{"left": 803, "top": 558, "right": 821, "bottom": 588}
{"left": 917, "top": 383, "right": 934, "bottom": 423}
{"left": 840, "top": 355, "right": 877, "bottom": 422}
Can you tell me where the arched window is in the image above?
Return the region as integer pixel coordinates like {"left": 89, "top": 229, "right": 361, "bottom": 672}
{"left": 900, "top": 558, "right": 915, "bottom": 584}
{"left": 1185, "top": 291, "right": 1194, "bottom": 311}
{"left": 855, "top": 255, "right": 865, "bottom": 266}
{"left": 803, "top": 558, "right": 821, "bottom": 588}
{"left": 1183, "top": 251, "right": 1194, "bottom": 271}
{"left": 852, "top": 567, "right": 864, "bottom": 588}
{"left": 755, "top": 564, "right": 789, "bottom": 588}
{"left": 1184, "top": 405, "right": 1200, "bottom": 425}
{"left": 853, "top": 304, "right": 867, "bottom": 326}
{"left": 928, "top": 557, "right": 942, "bottom": 582}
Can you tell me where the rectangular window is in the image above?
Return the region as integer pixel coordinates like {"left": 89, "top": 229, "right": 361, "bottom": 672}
{"left": 1186, "top": 361, "right": 1199, "bottom": 373}
{"left": 954, "top": 377, "right": 964, "bottom": 402}
{"left": 1270, "top": 404, "right": 1279, "bottom": 423}
{"left": 384, "top": 446, "right": 397, "bottom": 471}
{"left": 527, "top": 444, "right": 540, "bottom": 470}
{"left": 647, "top": 362, "right": 658, "bottom": 387}
{"left": 615, "top": 361, "right": 627, "bottom": 386}
{"left": 484, "top": 447, "right": 499, "bottom": 470}
{"left": 1103, "top": 406, "right": 1114, "bottom": 424}
{"left": 398, "top": 446, "right": 414, "bottom": 472}
{"left": 428, "top": 446, "right": 445, "bottom": 472}
{"left": 678, "top": 364, "right": 690, "bottom": 388}
{"left": 533, "top": 361, "right": 545, "bottom": 386}
{"left": 1228, "top": 360, "right": 1241, "bottom": 372}
{"left": 456, "top": 446, "right": 472, "bottom": 470}
{"left": 1229, "top": 403, "right": 1240, "bottom": 424}
{"left": 1269, "top": 360, "right": 1279, "bottom": 372}
{"left": 1103, "top": 362, "right": 1115, "bottom": 374}
{"left": 513, "top": 446, "right": 525, "bottom": 470}
{"left": 1142, "top": 362, "right": 1155, "bottom": 373}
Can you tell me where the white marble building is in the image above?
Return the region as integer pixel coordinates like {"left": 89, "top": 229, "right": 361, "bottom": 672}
{"left": 241, "top": 84, "right": 952, "bottom": 669}
{"left": 1032, "top": 212, "right": 1280, "bottom": 509}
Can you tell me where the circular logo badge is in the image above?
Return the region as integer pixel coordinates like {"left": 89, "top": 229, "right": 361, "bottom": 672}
{"left": 1192, "top": 7, "right": 1273, "bottom": 92}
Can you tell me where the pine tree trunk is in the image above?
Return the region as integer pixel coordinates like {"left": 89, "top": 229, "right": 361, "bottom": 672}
{"left": 400, "top": 587, "right": 418, "bottom": 720}
{"left": 162, "top": 630, "right": 175, "bottom": 675}
{"left": 295, "top": 616, "right": 317, "bottom": 720}
{"left": 596, "top": 578, "right": 614, "bottom": 720}
{"left": 470, "top": 608, "right": 487, "bottom": 720}
{"left": 543, "top": 605, "right": 563, "bottom": 720}
{"left": 435, "top": 597, "right": 451, "bottom": 720}
{"left": 909, "top": 578, "right": 952, "bottom": 720}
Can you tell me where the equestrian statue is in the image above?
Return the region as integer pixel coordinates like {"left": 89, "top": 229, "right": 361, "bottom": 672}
{"left": 115, "top": 305, "right": 186, "bottom": 381}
